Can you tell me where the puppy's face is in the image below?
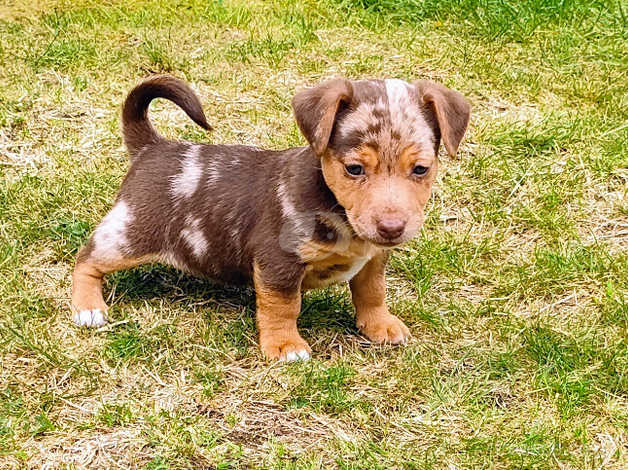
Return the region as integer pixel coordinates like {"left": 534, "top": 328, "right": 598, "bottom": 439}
{"left": 293, "top": 78, "right": 470, "bottom": 247}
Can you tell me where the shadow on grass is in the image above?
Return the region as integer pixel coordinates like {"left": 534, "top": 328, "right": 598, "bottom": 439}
{"left": 106, "top": 264, "right": 256, "bottom": 310}
{"left": 104, "top": 264, "right": 357, "bottom": 334}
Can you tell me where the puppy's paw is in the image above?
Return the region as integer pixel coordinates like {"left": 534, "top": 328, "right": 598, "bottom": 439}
{"left": 73, "top": 309, "right": 108, "bottom": 328}
{"left": 358, "top": 313, "right": 411, "bottom": 345}
{"left": 260, "top": 334, "right": 312, "bottom": 361}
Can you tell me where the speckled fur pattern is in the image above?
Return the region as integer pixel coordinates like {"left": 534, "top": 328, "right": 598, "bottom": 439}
{"left": 71, "top": 75, "right": 470, "bottom": 360}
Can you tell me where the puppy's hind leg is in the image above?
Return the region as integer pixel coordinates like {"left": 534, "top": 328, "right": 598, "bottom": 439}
{"left": 71, "top": 200, "right": 147, "bottom": 327}
{"left": 71, "top": 246, "right": 145, "bottom": 328}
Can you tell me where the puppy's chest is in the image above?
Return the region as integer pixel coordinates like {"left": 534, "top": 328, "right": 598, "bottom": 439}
{"left": 300, "top": 240, "right": 380, "bottom": 289}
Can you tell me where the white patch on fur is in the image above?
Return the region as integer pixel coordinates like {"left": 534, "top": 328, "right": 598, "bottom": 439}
{"left": 336, "top": 80, "right": 435, "bottom": 152}
{"left": 277, "top": 180, "right": 299, "bottom": 220}
{"left": 180, "top": 217, "right": 208, "bottom": 259}
{"left": 277, "top": 179, "right": 319, "bottom": 254}
{"left": 277, "top": 179, "right": 320, "bottom": 251}
{"left": 385, "top": 79, "right": 434, "bottom": 146}
{"left": 170, "top": 145, "right": 203, "bottom": 198}
{"left": 385, "top": 79, "right": 413, "bottom": 115}
{"left": 282, "top": 349, "right": 311, "bottom": 362}
{"left": 73, "top": 309, "right": 107, "bottom": 327}
{"left": 92, "top": 200, "right": 132, "bottom": 259}
{"left": 316, "top": 256, "right": 371, "bottom": 288}
{"left": 303, "top": 252, "right": 374, "bottom": 289}
{"left": 336, "top": 256, "right": 370, "bottom": 282}
{"left": 339, "top": 101, "right": 380, "bottom": 138}
{"left": 373, "top": 97, "right": 386, "bottom": 114}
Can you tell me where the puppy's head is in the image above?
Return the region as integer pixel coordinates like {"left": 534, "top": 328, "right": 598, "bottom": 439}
{"left": 292, "top": 78, "right": 470, "bottom": 247}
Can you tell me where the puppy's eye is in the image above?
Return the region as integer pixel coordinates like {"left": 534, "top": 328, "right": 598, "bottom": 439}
{"left": 345, "top": 164, "right": 365, "bottom": 176}
{"left": 412, "top": 165, "right": 429, "bottom": 176}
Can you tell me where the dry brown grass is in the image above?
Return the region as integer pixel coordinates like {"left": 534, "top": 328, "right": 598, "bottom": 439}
{"left": 1, "top": 0, "right": 626, "bottom": 468}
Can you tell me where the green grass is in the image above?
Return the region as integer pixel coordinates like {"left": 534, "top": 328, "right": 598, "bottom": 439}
{"left": 1, "top": 0, "right": 627, "bottom": 468}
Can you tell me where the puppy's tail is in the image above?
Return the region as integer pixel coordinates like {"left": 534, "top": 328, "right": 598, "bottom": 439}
{"left": 122, "top": 75, "right": 212, "bottom": 160}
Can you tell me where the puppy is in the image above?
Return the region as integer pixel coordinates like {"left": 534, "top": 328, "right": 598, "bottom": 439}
{"left": 71, "top": 75, "right": 470, "bottom": 361}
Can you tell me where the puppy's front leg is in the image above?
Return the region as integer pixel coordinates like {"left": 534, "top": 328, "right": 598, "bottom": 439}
{"left": 350, "top": 252, "right": 411, "bottom": 344}
{"left": 253, "top": 262, "right": 311, "bottom": 361}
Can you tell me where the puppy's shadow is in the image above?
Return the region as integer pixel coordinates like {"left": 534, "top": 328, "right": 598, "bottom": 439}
{"left": 105, "top": 265, "right": 356, "bottom": 333}
{"left": 300, "top": 289, "right": 357, "bottom": 334}
{"left": 105, "top": 265, "right": 256, "bottom": 312}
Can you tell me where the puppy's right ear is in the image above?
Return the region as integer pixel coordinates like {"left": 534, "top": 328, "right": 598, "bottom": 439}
{"left": 292, "top": 78, "right": 353, "bottom": 156}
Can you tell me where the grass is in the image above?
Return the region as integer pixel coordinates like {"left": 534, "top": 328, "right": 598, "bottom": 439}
{"left": 0, "top": 0, "right": 627, "bottom": 468}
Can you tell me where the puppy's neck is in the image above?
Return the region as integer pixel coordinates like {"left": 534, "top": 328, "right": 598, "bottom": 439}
{"left": 283, "top": 146, "right": 343, "bottom": 216}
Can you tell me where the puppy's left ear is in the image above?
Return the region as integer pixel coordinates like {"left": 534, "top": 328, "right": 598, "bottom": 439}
{"left": 292, "top": 78, "right": 353, "bottom": 156}
{"left": 416, "top": 81, "right": 471, "bottom": 157}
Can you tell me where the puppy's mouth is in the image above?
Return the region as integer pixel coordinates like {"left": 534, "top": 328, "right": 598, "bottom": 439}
{"left": 355, "top": 232, "right": 408, "bottom": 248}
{"left": 372, "top": 239, "right": 403, "bottom": 248}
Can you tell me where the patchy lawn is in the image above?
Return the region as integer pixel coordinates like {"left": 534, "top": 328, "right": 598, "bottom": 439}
{"left": 0, "top": 0, "right": 626, "bottom": 468}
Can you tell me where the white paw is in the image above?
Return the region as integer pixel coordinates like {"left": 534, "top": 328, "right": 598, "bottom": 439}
{"left": 281, "top": 349, "right": 311, "bottom": 362}
{"left": 73, "top": 309, "right": 108, "bottom": 328}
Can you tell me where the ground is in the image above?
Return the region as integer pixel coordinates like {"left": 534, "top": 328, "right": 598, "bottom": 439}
{"left": 0, "top": 0, "right": 627, "bottom": 468}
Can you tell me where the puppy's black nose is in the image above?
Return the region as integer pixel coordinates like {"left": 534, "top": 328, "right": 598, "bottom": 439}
{"left": 376, "top": 218, "right": 406, "bottom": 240}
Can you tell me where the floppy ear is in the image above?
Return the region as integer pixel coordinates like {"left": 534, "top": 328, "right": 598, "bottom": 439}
{"left": 416, "top": 81, "right": 470, "bottom": 157}
{"left": 292, "top": 78, "right": 353, "bottom": 155}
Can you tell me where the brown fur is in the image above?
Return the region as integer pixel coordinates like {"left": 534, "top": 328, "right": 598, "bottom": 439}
{"left": 123, "top": 75, "right": 211, "bottom": 159}
{"left": 350, "top": 251, "right": 410, "bottom": 344}
{"left": 71, "top": 74, "right": 470, "bottom": 360}
{"left": 300, "top": 238, "right": 381, "bottom": 289}
{"left": 416, "top": 80, "right": 470, "bottom": 157}
{"left": 253, "top": 262, "right": 311, "bottom": 359}
{"left": 320, "top": 146, "right": 438, "bottom": 246}
{"left": 291, "top": 78, "right": 353, "bottom": 156}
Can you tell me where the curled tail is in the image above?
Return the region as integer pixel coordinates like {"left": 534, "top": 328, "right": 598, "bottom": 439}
{"left": 122, "top": 75, "right": 212, "bottom": 160}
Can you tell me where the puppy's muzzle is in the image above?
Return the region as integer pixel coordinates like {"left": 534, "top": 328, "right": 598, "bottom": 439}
{"left": 376, "top": 217, "right": 406, "bottom": 240}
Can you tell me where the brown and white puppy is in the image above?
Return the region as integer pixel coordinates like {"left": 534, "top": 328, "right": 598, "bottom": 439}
{"left": 71, "top": 75, "right": 470, "bottom": 361}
